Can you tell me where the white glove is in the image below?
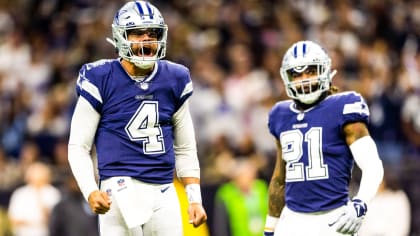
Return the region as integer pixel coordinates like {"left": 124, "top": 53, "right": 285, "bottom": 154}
{"left": 331, "top": 198, "right": 367, "bottom": 234}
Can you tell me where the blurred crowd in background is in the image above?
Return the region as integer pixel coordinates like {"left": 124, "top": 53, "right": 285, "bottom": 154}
{"left": 0, "top": 0, "right": 419, "bottom": 235}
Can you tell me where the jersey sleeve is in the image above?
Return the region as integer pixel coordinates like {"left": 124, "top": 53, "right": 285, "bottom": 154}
{"left": 267, "top": 102, "right": 287, "bottom": 138}
{"left": 75, "top": 61, "right": 107, "bottom": 113}
{"left": 172, "top": 63, "right": 193, "bottom": 110}
{"left": 339, "top": 92, "right": 370, "bottom": 127}
{"left": 267, "top": 105, "right": 278, "bottom": 137}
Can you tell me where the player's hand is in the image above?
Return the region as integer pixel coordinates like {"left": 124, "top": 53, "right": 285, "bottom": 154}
{"left": 87, "top": 190, "right": 112, "bottom": 214}
{"left": 331, "top": 198, "right": 367, "bottom": 234}
{"left": 187, "top": 203, "right": 207, "bottom": 227}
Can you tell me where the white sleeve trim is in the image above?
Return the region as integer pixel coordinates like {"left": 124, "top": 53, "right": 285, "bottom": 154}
{"left": 350, "top": 136, "right": 384, "bottom": 204}
{"left": 180, "top": 81, "right": 193, "bottom": 98}
{"left": 78, "top": 73, "right": 103, "bottom": 103}
{"left": 173, "top": 100, "right": 200, "bottom": 178}
{"left": 68, "top": 96, "right": 101, "bottom": 201}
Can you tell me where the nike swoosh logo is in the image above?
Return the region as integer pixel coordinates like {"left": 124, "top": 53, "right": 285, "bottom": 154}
{"left": 160, "top": 186, "right": 170, "bottom": 193}
{"left": 328, "top": 214, "right": 343, "bottom": 227}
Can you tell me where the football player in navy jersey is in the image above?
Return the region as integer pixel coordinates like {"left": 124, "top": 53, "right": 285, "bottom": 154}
{"left": 263, "top": 41, "right": 384, "bottom": 236}
{"left": 67, "top": 1, "right": 207, "bottom": 236}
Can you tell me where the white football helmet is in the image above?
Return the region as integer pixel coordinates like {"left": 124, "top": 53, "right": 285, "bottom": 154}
{"left": 280, "top": 41, "right": 336, "bottom": 104}
{"left": 111, "top": 1, "right": 167, "bottom": 69}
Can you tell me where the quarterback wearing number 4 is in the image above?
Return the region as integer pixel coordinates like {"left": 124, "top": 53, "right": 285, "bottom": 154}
{"left": 67, "top": 1, "right": 207, "bottom": 236}
{"left": 263, "top": 41, "right": 384, "bottom": 236}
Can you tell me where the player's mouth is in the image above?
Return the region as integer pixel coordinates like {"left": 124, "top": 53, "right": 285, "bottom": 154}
{"left": 132, "top": 43, "right": 157, "bottom": 57}
{"left": 139, "top": 46, "right": 155, "bottom": 57}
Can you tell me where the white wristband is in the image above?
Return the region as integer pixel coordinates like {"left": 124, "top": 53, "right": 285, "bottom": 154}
{"left": 185, "top": 184, "right": 202, "bottom": 204}
{"left": 264, "top": 215, "right": 279, "bottom": 231}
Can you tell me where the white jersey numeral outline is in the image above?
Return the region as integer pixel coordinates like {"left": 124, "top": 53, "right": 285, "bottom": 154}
{"left": 125, "top": 101, "right": 165, "bottom": 154}
{"left": 280, "top": 128, "right": 329, "bottom": 182}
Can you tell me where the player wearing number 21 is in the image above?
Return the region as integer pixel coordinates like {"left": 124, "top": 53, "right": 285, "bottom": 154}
{"left": 67, "top": 1, "right": 207, "bottom": 236}
{"left": 263, "top": 41, "right": 384, "bottom": 236}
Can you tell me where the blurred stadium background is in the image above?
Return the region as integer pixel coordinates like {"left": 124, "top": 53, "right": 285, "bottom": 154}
{"left": 0, "top": 0, "right": 419, "bottom": 235}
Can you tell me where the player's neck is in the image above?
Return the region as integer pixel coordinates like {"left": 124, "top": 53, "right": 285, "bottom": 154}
{"left": 121, "top": 59, "right": 154, "bottom": 77}
{"left": 295, "top": 101, "right": 315, "bottom": 111}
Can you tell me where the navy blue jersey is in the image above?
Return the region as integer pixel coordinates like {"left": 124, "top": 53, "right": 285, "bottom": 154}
{"left": 76, "top": 59, "right": 193, "bottom": 184}
{"left": 268, "top": 92, "right": 369, "bottom": 213}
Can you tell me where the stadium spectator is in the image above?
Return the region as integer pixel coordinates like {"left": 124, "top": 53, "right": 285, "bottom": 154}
{"left": 8, "top": 162, "right": 60, "bottom": 236}
{"left": 358, "top": 168, "right": 411, "bottom": 236}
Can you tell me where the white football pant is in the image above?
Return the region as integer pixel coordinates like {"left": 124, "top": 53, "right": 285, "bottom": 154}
{"left": 274, "top": 205, "right": 358, "bottom": 236}
{"left": 99, "top": 177, "right": 182, "bottom": 236}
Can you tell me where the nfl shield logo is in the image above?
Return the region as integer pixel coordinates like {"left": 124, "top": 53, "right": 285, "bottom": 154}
{"left": 117, "top": 178, "right": 125, "bottom": 187}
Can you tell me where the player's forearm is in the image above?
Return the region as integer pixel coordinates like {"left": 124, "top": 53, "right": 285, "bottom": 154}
{"left": 68, "top": 96, "right": 101, "bottom": 201}
{"left": 268, "top": 177, "right": 285, "bottom": 217}
{"left": 172, "top": 99, "right": 203, "bottom": 204}
{"left": 173, "top": 100, "right": 200, "bottom": 178}
{"left": 174, "top": 132, "right": 200, "bottom": 178}
{"left": 68, "top": 144, "right": 99, "bottom": 201}
{"left": 268, "top": 140, "right": 286, "bottom": 216}
{"left": 350, "top": 136, "right": 384, "bottom": 204}
{"left": 265, "top": 173, "right": 284, "bottom": 233}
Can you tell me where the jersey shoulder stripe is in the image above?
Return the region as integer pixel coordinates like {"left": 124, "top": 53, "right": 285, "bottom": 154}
{"left": 328, "top": 91, "right": 369, "bottom": 115}
{"left": 76, "top": 59, "right": 117, "bottom": 103}
{"left": 326, "top": 91, "right": 370, "bottom": 125}
{"left": 158, "top": 60, "right": 193, "bottom": 108}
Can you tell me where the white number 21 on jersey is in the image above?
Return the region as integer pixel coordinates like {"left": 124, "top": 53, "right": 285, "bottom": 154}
{"left": 280, "top": 128, "right": 329, "bottom": 182}
{"left": 125, "top": 101, "right": 165, "bottom": 154}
